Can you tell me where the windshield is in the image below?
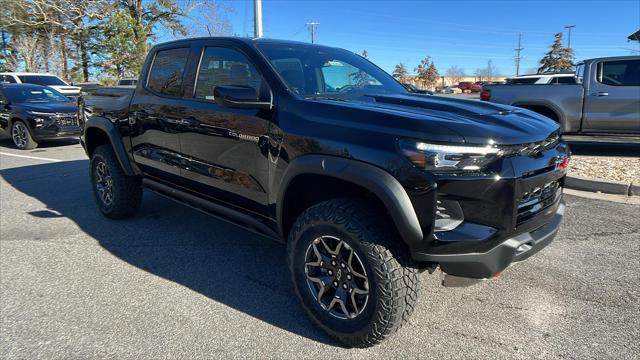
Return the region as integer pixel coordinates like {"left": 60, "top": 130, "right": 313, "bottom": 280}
{"left": 3, "top": 86, "right": 70, "bottom": 103}
{"left": 257, "top": 43, "right": 406, "bottom": 100}
{"left": 18, "top": 75, "right": 68, "bottom": 86}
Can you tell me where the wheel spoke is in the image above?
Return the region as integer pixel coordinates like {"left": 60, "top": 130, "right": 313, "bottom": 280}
{"left": 328, "top": 288, "right": 351, "bottom": 318}
{"left": 304, "top": 235, "right": 370, "bottom": 320}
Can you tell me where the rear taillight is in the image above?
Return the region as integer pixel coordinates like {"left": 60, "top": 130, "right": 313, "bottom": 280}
{"left": 480, "top": 89, "right": 491, "bottom": 101}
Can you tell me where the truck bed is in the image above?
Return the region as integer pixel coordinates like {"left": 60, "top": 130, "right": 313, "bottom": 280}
{"left": 81, "top": 86, "right": 134, "bottom": 119}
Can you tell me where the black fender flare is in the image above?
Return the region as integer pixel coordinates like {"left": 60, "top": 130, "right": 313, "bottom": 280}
{"left": 276, "top": 155, "right": 423, "bottom": 246}
{"left": 83, "top": 116, "right": 139, "bottom": 176}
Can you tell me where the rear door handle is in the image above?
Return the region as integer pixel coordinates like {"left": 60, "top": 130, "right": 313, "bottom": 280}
{"left": 592, "top": 92, "right": 609, "bottom": 97}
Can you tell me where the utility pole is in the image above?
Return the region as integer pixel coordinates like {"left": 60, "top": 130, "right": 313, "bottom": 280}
{"left": 254, "top": 0, "right": 263, "bottom": 38}
{"left": 306, "top": 21, "right": 320, "bottom": 44}
{"left": 564, "top": 25, "right": 576, "bottom": 49}
{"left": 514, "top": 32, "right": 524, "bottom": 76}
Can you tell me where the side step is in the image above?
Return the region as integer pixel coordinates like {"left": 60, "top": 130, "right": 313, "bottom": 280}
{"left": 142, "top": 178, "right": 281, "bottom": 242}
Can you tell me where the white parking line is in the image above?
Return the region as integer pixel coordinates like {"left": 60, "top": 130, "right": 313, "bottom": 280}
{"left": 0, "top": 152, "right": 63, "bottom": 163}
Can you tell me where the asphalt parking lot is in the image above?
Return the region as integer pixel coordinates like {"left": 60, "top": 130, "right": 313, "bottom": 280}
{"left": 1, "top": 136, "right": 639, "bottom": 359}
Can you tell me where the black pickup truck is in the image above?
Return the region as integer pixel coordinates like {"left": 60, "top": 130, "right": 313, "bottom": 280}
{"left": 80, "top": 37, "right": 569, "bottom": 347}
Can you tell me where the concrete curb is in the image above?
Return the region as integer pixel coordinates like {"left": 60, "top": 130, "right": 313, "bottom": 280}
{"left": 565, "top": 175, "right": 637, "bottom": 196}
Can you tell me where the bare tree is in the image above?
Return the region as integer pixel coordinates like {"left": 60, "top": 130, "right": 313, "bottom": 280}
{"left": 445, "top": 65, "right": 465, "bottom": 85}
{"left": 12, "top": 34, "right": 41, "bottom": 72}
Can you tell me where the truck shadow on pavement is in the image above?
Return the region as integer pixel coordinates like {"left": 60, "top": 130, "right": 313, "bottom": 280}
{"left": 1, "top": 159, "right": 336, "bottom": 346}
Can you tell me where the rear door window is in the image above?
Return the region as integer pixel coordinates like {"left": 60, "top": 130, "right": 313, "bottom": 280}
{"left": 147, "top": 47, "right": 190, "bottom": 97}
{"left": 597, "top": 59, "right": 640, "bottom": 86}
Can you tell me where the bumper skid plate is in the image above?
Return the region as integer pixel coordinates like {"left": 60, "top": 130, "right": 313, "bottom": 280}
{"left": 420, "top": 200, "right": 565, "bottom": 282}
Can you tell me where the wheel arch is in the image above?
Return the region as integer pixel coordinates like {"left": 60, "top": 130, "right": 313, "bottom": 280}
{"left": 276, "top": 155, "right": 423, "bottom": 246}
{"left": 511, "top": 101, "right": 566, "bottom": 129}
{"left": 83, "top": 116, "right": 139, "bottom": 176}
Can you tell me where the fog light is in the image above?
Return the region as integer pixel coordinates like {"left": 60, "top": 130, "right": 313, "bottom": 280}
{"left": 435, "top": 198, "right": 464, "bottom": 232}
{"left": 34, "top": 117, "right": 45, "bottom": 128}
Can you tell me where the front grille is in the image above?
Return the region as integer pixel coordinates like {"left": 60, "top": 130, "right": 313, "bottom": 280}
{"left": 501, "top": 132, "right": 560, "bottom": 157}
{"left": 516, "top": 180, "right": 560, "bottom": 225}
{"left": 54, "top": 113, "right": 79, "bottom": 127}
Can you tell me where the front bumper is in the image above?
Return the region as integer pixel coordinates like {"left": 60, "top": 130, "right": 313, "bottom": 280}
{"left": 404, "top": 141, "right": 570, "bottom": 279}
{"left": 413, "top": 199, "right": 564, "bottom": 279}
{"left": 33, "top": 125, "right": 82, "bottom": 140}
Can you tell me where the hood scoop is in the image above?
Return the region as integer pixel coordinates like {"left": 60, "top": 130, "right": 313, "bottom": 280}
{"left": 368, "top": 94, "right": 508, "bottom": 117}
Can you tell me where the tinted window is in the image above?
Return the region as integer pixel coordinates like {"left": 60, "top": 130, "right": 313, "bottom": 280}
{"left": 575, "top": 63, "right": 585, "bottom": 84}
{"left": 147, "top": 47, "right": 190, "bottom": 96}
{"left": 18, "top": 75, "right": 67, "bottom": 86}
{"left": 258, "top": 43, "right": 405, "bottom": 100}
{"left": 507, "top": 77, "right": 540, "bottom": 84}
{"left": 555, "top": 76, "right": 575, "bottom": 84}
{"left": 194, "top": 47, "right": 263, "bottom": 101}
{"left": 3, "top": 86, "right": 69, "bottom": 103}
{"left": 1, "top": 75, "right": 17, "bottom": 83}
{"left": 320, "top": 59, "right": 382, "bottom": 92}
{"left": 597, "top": 60, "right": 640, "bottom": 86}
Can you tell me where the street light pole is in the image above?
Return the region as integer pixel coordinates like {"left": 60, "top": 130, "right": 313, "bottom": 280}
{"left": 564, "top": 25, "right": 576, "bottom": 49}
{"left": 254, "top": 0, "right": 263, "bottom": 38}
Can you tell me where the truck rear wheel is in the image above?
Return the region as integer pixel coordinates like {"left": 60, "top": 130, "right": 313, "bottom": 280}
{"left": 90, "top": 144, "right": 142, "bottom": 219}
{"left": 287, "top": 198, "right": 419, "bottom": 347}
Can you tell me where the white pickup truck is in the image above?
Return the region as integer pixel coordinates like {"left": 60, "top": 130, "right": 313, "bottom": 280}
{"left": 482, "top": 56, "right": 640, "bottom": 134}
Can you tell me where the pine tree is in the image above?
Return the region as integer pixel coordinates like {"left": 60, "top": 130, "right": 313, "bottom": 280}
{"left": 538, "top": 32, "right": 575, "bottom": 74}
{"left": 415, "top": 57, "right": 439, "bottom": 90}
{"left": 392, "top": 63, "right": 409, "bottom": 83}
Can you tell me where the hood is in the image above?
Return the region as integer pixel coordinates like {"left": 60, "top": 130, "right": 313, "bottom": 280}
{"left": 357, "top": 94, "right": 559, "bottom": 145}
{"left": 16, "top": 102, "right": 78, "bottom": 114}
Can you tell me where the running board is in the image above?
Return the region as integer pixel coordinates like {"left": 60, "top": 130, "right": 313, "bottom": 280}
{"left": 142, "top": 178, "right": 282, "bottom": 242}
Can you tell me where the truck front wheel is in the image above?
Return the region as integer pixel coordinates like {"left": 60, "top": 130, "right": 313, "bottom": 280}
{"left": 287, "top": 198, "right": 419, "bottom": 347}
{"left": 90, "top": 144, "right": 142, "bottom": 219}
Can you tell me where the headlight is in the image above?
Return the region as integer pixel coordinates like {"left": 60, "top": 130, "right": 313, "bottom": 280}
{"left": 399, "top": 139, "right": 500, "bottom": 172}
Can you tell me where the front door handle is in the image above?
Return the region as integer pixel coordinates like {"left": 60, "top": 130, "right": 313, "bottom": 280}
{"left": 592, "top": 92, "right": 609, "bottom": 97}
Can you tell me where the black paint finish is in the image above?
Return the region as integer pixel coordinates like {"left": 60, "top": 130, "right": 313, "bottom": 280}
{"left": 80, "top": 37, "right": 569, "bottom": 278}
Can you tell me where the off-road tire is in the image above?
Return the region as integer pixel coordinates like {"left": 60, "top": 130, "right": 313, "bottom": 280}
{"left": 11, "top": 120, "right": 38, "bottom": 150}
{"left": 287, "top": 198, "right": 419, "bottom": 347}
{"left": 90, "top": 144, "right": 142, "bottom": 219}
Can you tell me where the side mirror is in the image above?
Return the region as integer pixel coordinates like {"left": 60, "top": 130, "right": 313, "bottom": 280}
{"left": 213, "top": 86, "right": 271, "bottom": 110}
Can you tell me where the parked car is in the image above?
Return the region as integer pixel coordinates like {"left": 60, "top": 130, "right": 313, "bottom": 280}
{"left": 0, "top": 72, "right": 81, "bottom": 96}
{"left": 482, "top": 56, "right": 640, "bottom": 134}
{"left": 80, "top": 37, "right": 569, "bottom": 347}
{"left": 116, "top": 78, "right": 138, "bottom": 87}
{"left": 457, "top": 81, "right": 472, "bottom": 91}
{"left": 469, "top": 82, "right": 482, "bottom": 92}
{"left": 440, "top": 85, "right": 462, "bottom": 94}
{"left": 0, "top": 83, "right": 81, "bottom": 149}
{"left": 505, "top": 73, "right": 576, "bottom": 85}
